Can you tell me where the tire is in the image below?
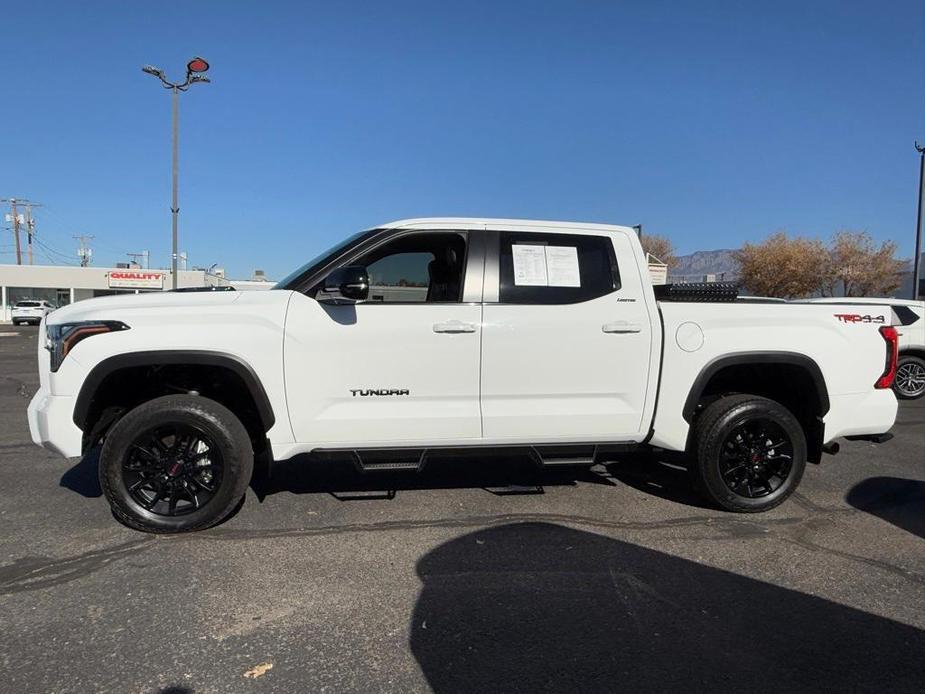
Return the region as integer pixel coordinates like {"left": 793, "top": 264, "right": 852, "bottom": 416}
{"left": 692, "top": 394, "right": 806, "bottom": 513}
{"left": 12, "top": 320, "right": 20, "bottom": 326}
{"left": 99, "top": 394, "right": 253, "bottom": 533}
{"left": 894, "top": 355, "right": 925, "bottom": 400}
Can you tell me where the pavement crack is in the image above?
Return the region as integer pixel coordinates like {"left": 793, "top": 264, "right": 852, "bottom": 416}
{"left": 781, "top": 533, "right": 925, "bottom": 586}
{"left": 0, "top": 538, "right": 155, "bottom": 595}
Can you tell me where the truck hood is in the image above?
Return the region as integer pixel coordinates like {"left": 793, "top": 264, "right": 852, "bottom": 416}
{"left": 47, "top": 289, "right": 291, "bottom": 325}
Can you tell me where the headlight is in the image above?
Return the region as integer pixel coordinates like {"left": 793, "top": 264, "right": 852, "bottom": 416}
{"left": 45, "top": 321, "right": 130, "bottom": 372}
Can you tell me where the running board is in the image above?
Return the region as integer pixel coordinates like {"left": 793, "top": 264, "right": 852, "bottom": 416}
{"left": 311, "top": 442, "right": 638, "bottom": 471}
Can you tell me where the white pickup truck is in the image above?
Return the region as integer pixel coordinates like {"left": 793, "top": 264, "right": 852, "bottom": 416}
{"left": 28, "top": 218, "right": 899, "bottom": 533}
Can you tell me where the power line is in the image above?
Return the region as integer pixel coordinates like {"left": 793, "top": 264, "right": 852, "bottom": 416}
{"left": 33, "top": 236, "right": 80, "bottom": 265}
{"left": 37, "top": 205, "right": 142, "bottom": 266}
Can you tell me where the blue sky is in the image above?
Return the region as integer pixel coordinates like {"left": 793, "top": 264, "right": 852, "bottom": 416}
{"left": 1, "top": 0, "right": 923, "bottom": 279}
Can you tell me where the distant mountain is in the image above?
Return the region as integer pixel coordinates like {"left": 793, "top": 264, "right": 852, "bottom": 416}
{"left": 670, "top": 249, "right": 739, "bottom": 281}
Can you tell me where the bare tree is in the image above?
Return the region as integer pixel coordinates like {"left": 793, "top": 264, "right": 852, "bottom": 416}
{"left": 639, "top": 234, "right": 677, "bottom": 268}
{"left": 825, "top": 231, "right": 905, "bottom": 297}
{"left": 734, "top": 232, "right": 829, "bottom": 298}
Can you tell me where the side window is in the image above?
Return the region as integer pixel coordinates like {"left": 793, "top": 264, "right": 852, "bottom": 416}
{"left": 499, "top": 232, "right": 620, "bottom": 304}
{"left": 354, "top": 232, "right": 468, "bottom": 303}
{"left": 892, "top": 305, "right": 921, "bottom": 326}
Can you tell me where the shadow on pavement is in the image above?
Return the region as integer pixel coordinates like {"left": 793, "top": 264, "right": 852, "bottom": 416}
{"left": 601, "top": 449, "right": 713, "bottom": 510}
{"left": 410, "top": 522, "right": 925, "bottom": 693}
{"left": 846, "top": 476, "right": 925, "bottom": 540}
{"left": 59, "top": 448, "right": 101, "bottom": 498}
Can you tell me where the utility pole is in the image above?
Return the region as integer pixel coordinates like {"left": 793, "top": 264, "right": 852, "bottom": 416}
{"left": 2, "top": 199, "right": 23, "bottom": 264}
{"left": 2, "top": 198, "right": 43, "bottom": 265}
{"left": 914, "top": 142, "right": 924, "bottom": 300}
{"left": 11, "top": 200, "right": 21, "bottom": 265}
{"left": 74, "top": 235, "right": 94, "bottom": 267}
{"left": 24, "top": 202, "right": 42, "bottom": 265}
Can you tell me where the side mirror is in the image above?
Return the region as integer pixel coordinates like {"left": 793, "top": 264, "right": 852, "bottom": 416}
{"left": 318, "top": 265, "right": 370, "bottom": 304}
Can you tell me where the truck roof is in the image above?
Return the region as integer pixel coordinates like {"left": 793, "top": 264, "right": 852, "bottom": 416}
{"left": 377, "top": 217, "right": 637, "bottom": 235}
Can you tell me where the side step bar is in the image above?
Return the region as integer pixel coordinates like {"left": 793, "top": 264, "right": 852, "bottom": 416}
{"left": 350, "top": 449, "right": 427, "bottom": 474}
{"left": 313, "top": 442, "right": 639, "bottom": 472}
{"left": 528, "top": 445, "right": 597, "bottom": 467}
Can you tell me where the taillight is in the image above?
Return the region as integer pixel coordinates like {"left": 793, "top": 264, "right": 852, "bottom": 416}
{"left": 875, "top": 325, "right": 899, "bottom": 389}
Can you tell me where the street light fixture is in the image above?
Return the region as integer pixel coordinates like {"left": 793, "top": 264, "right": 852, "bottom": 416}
{"left": 142, "top": 57, "right": 211, "bottom": 289}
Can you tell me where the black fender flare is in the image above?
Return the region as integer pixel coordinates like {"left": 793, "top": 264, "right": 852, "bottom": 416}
{"left": 73, "top": 350, "right": 276, "bottom": 432}
{"left": 681, "top": 351, "right": 830, "bottom": 423}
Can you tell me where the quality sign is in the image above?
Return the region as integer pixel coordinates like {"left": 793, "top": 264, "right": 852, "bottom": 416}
{"left": 108, "top": 271, "right": 165, "bottom": 289}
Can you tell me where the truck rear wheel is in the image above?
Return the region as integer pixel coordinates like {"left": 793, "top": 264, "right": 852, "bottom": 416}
{"left": 99, "top": 395, "right": 253, "bottom": 533}
{"left": 693, "top": 394, "right": 806, "bottom": 513}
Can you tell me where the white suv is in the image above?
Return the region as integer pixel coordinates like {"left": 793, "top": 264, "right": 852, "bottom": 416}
{"left": 11, "top": 300, "right": 56, "bottom": 326}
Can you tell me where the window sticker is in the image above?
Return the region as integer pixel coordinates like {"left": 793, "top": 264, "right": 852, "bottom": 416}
{"left": 545, "top": 246, "right": 581, "bottom": 287}
{"left": 511, "top": 244, "right": 581, "bottom": 287}
{"left": 512, "top": 245, "right": 549, "bottom": 286}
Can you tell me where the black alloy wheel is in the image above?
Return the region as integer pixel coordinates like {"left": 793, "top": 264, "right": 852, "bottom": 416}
{"left": 122, "top": 423, "right": 224, "bottom": 516}
{"left": 99, "top": 394, "right": 253, "bottom": 533}
{"left": 693, "top": 394, "right": 807, "bottom": 513}
{"left": 718, "top": 417, "right": 794, "bottom": 498}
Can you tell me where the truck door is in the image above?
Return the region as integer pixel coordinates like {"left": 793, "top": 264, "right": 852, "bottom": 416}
{"left": 480, "top": 229, "right": 654, "bottom": 441}
{"left": 284, "top": 229, "right": 484, "bottom": 446}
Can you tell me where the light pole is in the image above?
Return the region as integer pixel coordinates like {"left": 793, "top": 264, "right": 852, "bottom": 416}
{"left": 914, "top": 141, "right": 924, "bottom": 300}
{"left": 142, "top": 57, "right": 211, "bottom": 289}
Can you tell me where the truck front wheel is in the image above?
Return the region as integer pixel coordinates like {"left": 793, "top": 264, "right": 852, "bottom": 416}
{"left": 99, "top": 395, "right": 254, "bottom": 533}
{"left": 693, "top": 395, "right": 806, "bottom": 513}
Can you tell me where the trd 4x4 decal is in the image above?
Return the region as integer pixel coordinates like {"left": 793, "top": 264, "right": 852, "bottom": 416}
{"left": 834, "top": 313, "right": 885, "bottom": 324}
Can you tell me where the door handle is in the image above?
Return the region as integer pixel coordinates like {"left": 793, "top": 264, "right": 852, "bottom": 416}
{"left": 433, "top": 320, "right": 477, "bottom": 334}
{"left": 602, "top": 321, "right": 642, "bottom": 334}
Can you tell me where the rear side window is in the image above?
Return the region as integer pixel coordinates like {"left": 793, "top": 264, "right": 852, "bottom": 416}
{"left": 499, "top": 232, "right": 620, "bottom": 304}
{"left": 892, "top": 305, "right": 921, "bottom": 326}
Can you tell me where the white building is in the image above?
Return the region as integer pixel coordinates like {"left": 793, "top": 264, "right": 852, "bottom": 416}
{"left": 0, "top": 264, "right": 273, "bottom": 322}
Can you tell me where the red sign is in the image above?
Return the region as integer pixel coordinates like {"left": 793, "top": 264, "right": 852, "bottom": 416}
{"left": 109, "top": 271, "right": 164, "bottom": 289}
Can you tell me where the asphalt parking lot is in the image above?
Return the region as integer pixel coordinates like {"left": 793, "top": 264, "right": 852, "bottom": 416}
{"left": 0, "top": 324, "right": 923, "bottom": 693}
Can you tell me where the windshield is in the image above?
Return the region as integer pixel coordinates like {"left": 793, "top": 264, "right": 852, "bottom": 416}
{"left": 15, "top": 301, "right": 41, "bottom": 307}
{"left": 274, "top": 229, "right": 377, "bottom": 290}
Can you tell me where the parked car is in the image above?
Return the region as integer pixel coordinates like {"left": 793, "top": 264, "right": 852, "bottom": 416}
{"left": 28, "top": 218, "right": 899, "bottom": 533}
{"left": 11, "top": 300, "right": 56, "bottom": 326}
{"left": 808, "top": 297, "right": 925, "bottom": 400}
